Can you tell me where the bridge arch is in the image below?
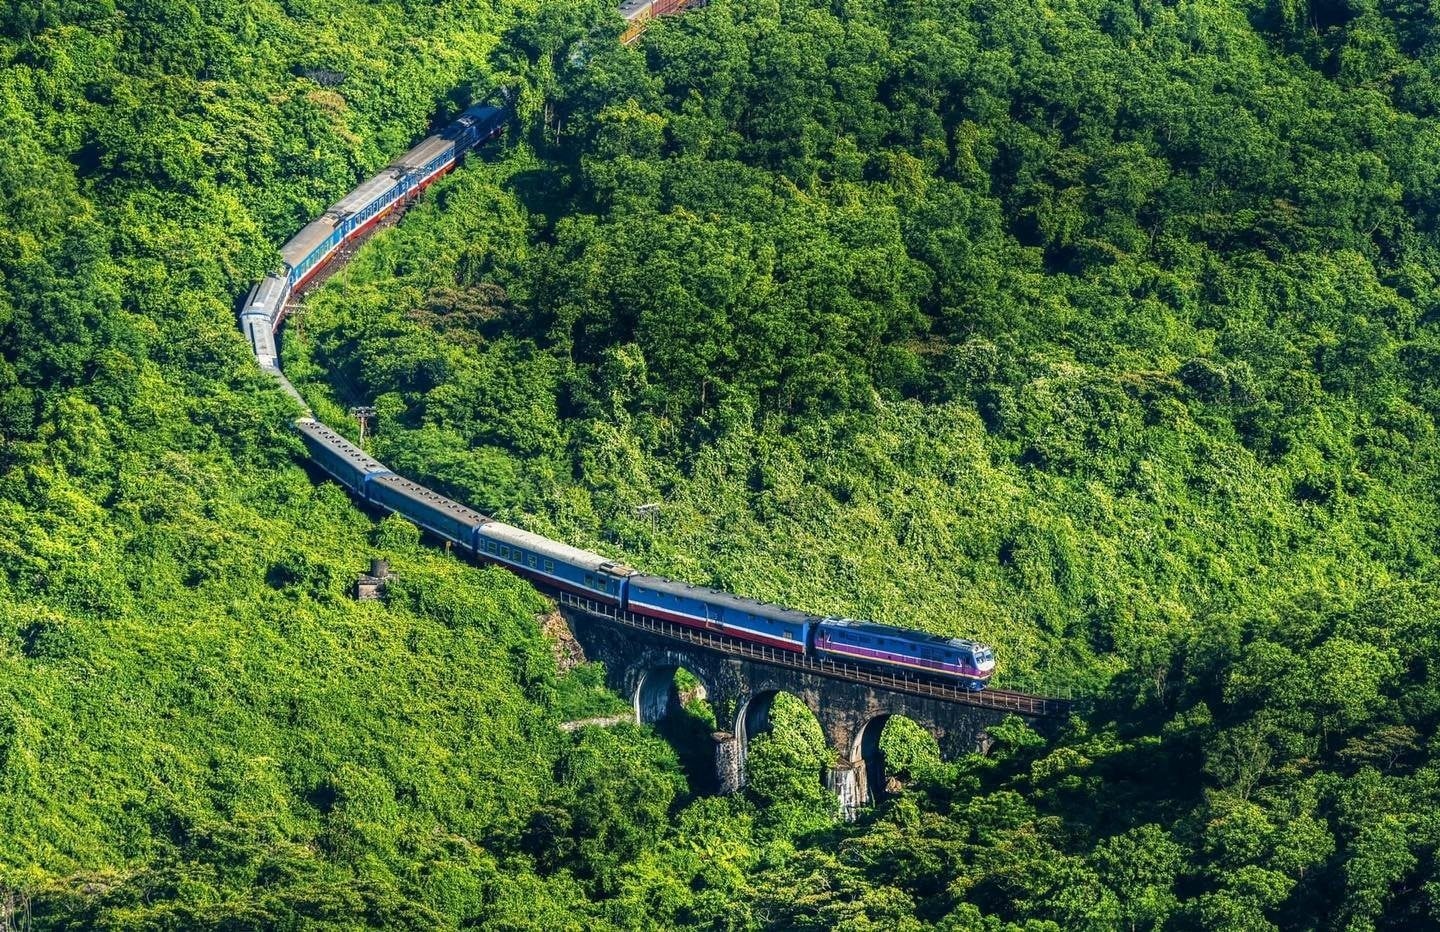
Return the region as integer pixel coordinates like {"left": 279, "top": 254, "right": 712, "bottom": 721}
{"left": 732, "top": 687, "right": 828, "bottom": 797}
{"left": 848, "top": 712, "right": 943, "bottom": 803}
{"left": 735, "top": 688, "right": 825, "bottom": 749}
{"left": 626, "top": 657, "right": 724, "bottom": 792}
{"left": 732, "top": 688, "right": 794, "bottom": 744}
{"left": 634, "top": 663, "right": 711, "bottom": 724}
{"left": 736, "top": 688, "right": 772, "bottom": 744}
{"left": 633, "top": 663, "right": 669, "bottom": 723}
{"left": 853, "top": 713, "right": 892, "bottom": 804}
{"left": 559, "top": 607, "right": 1050, "bottom": 817}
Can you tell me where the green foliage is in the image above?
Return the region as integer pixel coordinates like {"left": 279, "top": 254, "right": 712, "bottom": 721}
{"left": 292, "top": 0, "right": 1440, "bottom": 925}
{"left": 744, "top": 693, "right": 834, "bottom": 837}
{"left": 877, "top": 716, "right": 942, "bottom": 783}
{"left": 553, "top": 661, "right": 633, "bottom": 721}
{"left": 9, "top": 0, "right": 1440, "bottom": 926}
{"left": 532, "top": 724, "right": 687, "bottom": 896}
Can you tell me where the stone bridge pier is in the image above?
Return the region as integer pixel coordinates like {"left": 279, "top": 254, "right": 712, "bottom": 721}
{"left": 562, "top": 609, "right": 1024, "bottom": 818}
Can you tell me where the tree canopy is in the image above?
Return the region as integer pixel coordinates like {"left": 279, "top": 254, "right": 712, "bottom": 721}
{"left": 6, "top": 0, "right": 1440, "bottom": 927}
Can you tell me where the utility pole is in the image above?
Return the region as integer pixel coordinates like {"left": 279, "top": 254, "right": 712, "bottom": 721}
{"left": 635, "top": 502, "right": 661, "bottom": 536}
{"left": 349, "top": 406, "right": 376, "bottom": 448}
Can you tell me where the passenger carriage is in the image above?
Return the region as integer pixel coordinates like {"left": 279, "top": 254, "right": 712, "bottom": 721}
{"left": 625, "top": 577, "right": 815, "bottom": 653}
{"left": 473, "top": 521, "right": 634, "bottom": 604}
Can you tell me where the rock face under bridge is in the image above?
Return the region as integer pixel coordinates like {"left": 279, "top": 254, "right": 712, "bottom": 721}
{"left": 561, "top": 609, "right": 1033, "bottom": 818}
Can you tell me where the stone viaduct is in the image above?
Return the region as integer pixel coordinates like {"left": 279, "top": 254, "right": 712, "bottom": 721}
{"left": 558, "top": 603, "right": 1064, "bottom": 817}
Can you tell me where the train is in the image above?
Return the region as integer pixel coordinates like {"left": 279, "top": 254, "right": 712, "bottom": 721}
{"left": 239, "top": 0, "right": 696, "bottom": 368}
{"left": 292, "top": 420, "right": 997, "bottom": 689}
{"left": 239, "top": 102, "right": 508, "bottom": 375}
{"left": 236, "top": 45, "right": 997, "bottom": 691}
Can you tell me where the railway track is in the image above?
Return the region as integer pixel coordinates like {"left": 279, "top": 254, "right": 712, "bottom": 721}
{"left": 553, "top": 592, "right": 1072, "bottom": 718}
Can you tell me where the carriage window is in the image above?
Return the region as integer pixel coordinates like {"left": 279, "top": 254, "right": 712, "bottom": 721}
{"left": 544, "top": 559, "right": 555, "bottom": 573}
{"left": 527, "top": 554, "right": 537, "bottom": 568}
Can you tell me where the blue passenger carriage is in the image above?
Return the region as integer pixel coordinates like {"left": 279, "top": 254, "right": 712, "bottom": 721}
{"left": 281, "top": 214, "right": 346, "bottom": 291}
{"left": 278, "top": 103, "right": 508, "bottom": 293}
{"left": 294, "top": 418, "right": 391, "bottom": 495}
{"left": 626, "top": 577, "right": 816, "bottom": 653}
{"left": 366, "top": 474, "right": 488, "bottom": 547}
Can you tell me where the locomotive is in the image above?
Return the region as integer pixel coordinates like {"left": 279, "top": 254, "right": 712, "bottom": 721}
{"left": 240, "top": 77, "right": 997, "bottom": 691}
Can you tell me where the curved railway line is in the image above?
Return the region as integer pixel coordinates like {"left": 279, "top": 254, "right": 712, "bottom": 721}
{"left": 237, "top": 5, "right": 1073, "bottom": 719}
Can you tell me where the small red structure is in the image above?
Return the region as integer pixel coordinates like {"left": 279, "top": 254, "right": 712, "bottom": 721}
{"left": 620, "top": 0, "right": 696, "bottom": 45}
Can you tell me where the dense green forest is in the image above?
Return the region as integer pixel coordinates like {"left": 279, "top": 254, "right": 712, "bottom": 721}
{"left": 300, "top": 0, "right": 1440, "bottom": 694}
{"left": 6, "top": 0, "right": 1440, "bottom": 927}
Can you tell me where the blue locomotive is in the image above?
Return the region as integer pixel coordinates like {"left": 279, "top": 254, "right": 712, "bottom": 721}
{"left": 260, "top": 93, "right": 997, "bottom": 690}
{"left": 814, "top": 620, "right": 995, "bottom": 687}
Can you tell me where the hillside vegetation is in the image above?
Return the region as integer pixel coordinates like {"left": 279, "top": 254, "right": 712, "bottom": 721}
{"left": 296, "top": 0, "right": 1440, "bottom": 926}
{"left": 301, "top": 0, "right": 1440, "bottom": 696}
{"left": 5, "top": 0, "right": 1440, "bottom": 928}
{"left": 0, "top": 0, "right": 713, "bottom": 927}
